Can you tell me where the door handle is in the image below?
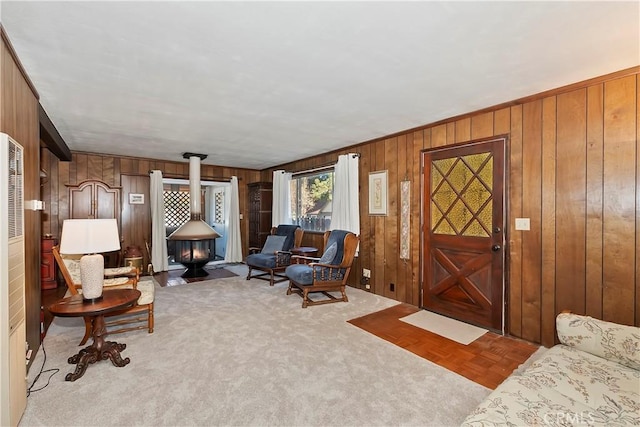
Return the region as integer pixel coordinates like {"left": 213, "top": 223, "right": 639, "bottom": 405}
{"left": 491, "top": 245, "right": 501, "bottom": 252}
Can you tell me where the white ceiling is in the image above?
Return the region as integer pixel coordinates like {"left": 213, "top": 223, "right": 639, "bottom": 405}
{"left": 1, "top": 1, "right": 638, "bottom": 170}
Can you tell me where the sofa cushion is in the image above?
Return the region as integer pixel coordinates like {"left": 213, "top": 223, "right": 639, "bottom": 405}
{"left": 463, "top": 380, "right": 597, "bottom": 426}
{"left": 557, "top": 312, "right": 640, "bottom": 370}
{"left": 463, "top": 345, "right": 640, "bottom": 426}
{"left": 522, "top": 345, "right": 640, "bottom": 413}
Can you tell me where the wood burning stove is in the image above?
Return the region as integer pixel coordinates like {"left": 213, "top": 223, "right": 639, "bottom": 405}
{"left": 169, "top": 153, "right": 221, "bottom": 278}
{"left": 172, "top": 238, "right": 214, "bottom": 277}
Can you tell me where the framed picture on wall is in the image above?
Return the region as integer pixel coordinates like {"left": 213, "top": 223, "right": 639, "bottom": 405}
{"left": 368, "top": 170, "right": 388, "bottom": 216}
{"left": 129, "top": 193, "right": 145, "bottom": 204}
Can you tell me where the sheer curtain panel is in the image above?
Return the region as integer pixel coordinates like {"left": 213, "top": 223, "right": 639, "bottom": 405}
{"left": 272, "top": 170, "right": 292, "bottom": 226}
{"left": 224, "top": 176, "right": 243, "bottom": 262}
{"left": 150, "top": 170, "right": 169, "bottom": 272}
{"left": 331, "top": 153, "right": 360, "bottom": 235}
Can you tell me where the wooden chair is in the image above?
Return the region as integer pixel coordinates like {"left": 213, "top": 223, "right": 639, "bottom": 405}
{"left": 285, "top": 230, "right": 359, "bottom": 308}
{"left": 52, "top": 245, "right": 154, "bottom": 345}
{"left": 246, "top": 225, "right": 303, "bottom": 286}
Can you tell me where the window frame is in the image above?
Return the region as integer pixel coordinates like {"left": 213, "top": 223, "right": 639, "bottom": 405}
{"left": 289, "top": 167, "right": 334, "bottom": 233}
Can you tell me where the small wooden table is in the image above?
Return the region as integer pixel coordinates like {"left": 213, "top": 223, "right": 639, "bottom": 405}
{"left": 291, "top": 247, "right": 319, "bottom": 264}
{"left": 48, "top": 289, "right": 141, "bottom": 381}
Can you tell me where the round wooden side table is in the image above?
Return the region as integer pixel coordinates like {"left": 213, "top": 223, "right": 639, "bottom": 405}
{"left": 291, "top": 247, "right": 319, "bottom": 264}
{"left": 48, "top": 288, "right": 141, "bottom": 381}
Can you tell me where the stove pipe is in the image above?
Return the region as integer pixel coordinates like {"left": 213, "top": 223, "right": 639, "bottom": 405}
{"left": 168, "top": 153, "right": 221, "bottom": 241}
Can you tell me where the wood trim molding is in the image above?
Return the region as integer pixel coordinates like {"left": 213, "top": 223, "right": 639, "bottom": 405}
{"left": 40, "top": 103, "right": 72, "bottom": 161}
{"left": 0, "top": 24, "right": 39, "bottom": 99}
{"left": 70, "top": 150, "right": 259, "bottom": 172}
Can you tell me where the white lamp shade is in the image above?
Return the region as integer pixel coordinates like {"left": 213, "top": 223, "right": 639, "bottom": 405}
{"left": 59, "top": 218, "right": 121, "bottom": 255}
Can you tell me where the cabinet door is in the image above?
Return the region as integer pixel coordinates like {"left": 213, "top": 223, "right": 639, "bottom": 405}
{"left": 95, "top": 182, "right": 120, "bottom": 221}
{"left": 69, "top": 183, "right": 94, "bottom": 219}
{"left": 69, "top": 180, "right": 121, "bottom": 226}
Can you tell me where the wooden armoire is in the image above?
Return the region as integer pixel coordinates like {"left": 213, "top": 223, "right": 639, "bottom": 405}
{"left": 66, "top": 179, "right": 121, "bottom": 266}
{"left": 67, "top": 180, "right": 121, "bottom": 225}
{"left": 247, "top": 182, "right": 272, "bottom": 248}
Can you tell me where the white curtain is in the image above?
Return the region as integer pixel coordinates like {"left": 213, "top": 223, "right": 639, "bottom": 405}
{"left": 204, "top": 186, "right": 214, "bottom": 225}
{"left": 150, "top": 170, "right": 169, "bottom": 272}
{"left": 331, "top": 153, "right": 360, "bottom": 235}
{"left": 272, "top": 170, "right": 291, "bottom": 226}
{"left": 224, "top": 176, "right": 243, "bottom": 262}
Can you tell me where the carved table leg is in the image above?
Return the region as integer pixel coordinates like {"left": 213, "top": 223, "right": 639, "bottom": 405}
{"left": 65, "top": 314, "right": 130, "bottom": 381}
{"left": 65, "top": 347, "right": 99, "bottom": 381}
{"left": 101, "top": 341, "right": 130, "bottom": 367}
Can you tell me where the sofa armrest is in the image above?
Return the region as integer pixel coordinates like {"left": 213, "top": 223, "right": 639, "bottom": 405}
{"left": 556, "top": 312, "right": 640, "bottom": 370}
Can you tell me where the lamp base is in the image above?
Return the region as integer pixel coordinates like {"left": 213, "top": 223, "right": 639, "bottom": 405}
{"left": 82, "top": 296, "right": 104, "bottom": 304}
{"left": 80, "top": 253, "right": 105, "bottom": 300}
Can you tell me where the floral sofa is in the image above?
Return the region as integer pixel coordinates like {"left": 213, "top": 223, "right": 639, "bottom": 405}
{"left": 462, "top": 313, "right": 640, "bottom": 426}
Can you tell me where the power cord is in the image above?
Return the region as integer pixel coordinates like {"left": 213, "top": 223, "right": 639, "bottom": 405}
{"left": 26, "top": 339, "right": 59, "bottom": 396}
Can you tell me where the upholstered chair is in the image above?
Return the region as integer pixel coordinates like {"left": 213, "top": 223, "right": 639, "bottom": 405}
{"left": 246, "top": 224, "right": 303, "bottom": 286}
{"left": 285, "top": 229, "right": 359, "bottom": 308}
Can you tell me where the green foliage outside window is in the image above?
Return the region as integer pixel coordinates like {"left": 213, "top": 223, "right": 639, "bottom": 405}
{"left": 290, "top": 171, "right": 333, "bottom": 231}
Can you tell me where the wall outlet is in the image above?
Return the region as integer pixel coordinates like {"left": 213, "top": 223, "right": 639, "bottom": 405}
{"left": 365, "top": 283, "right": 371, "bottom": 290}
{"left": 363, "top": 268, "right": 371, "bottom": 278}
{"left": 389, "top": 283, "right": 395, "bottom": 292}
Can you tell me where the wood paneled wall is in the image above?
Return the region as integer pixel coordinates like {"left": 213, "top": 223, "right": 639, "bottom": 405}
{"left": 0, "top": 29, "right": 41, "bottom": 356}
{"left": 265, "top": 68, "right": 640, "bottom": 347}
{"left": 40, "top": 151, "right": 261, "bottom": 268}
{"left": 38, "top": 68, "right": 639, "bottom": 347}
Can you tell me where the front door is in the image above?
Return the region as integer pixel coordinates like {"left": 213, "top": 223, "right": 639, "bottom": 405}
{"left": 421, "top": 137, "right": 506, "bottom": 331}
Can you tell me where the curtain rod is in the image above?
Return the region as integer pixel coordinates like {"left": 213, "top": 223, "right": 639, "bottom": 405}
{"left": 148, "top": 171, "right": 240, "bottom": 182}
{"left": 287, "top": 153, "right": 360, "bottom": 176}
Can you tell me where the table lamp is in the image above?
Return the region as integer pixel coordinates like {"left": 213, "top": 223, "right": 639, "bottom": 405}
{"left": 59, "top": 218, "right": 121, "bottom": 302}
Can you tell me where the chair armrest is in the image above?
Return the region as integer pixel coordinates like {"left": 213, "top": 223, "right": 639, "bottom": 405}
{"left": 274, "top": 250, "right": 294, "bottom": 266}
{"left": 309, "top": 262, "right": 337, "bottom": 269}
{"left": 248, "top": 246, "right": 262, "bottom": 255}
{"left": 310, "top": 263, "right": 345, "bottom": 281}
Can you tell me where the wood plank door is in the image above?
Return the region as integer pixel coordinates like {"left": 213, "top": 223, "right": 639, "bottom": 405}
{"left": 421, "top": 137, "right": 506, "bottom": 332}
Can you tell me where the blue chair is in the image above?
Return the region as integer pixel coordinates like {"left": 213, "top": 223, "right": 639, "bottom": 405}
{"left": 285, "top": 229, "right": 359, "bottom": 308}
{"left": 246, "top": 224, "right": 303, "bottom": 286}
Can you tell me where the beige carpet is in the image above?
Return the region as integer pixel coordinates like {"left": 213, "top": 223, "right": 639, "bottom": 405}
{"left": 399, "top": 310, "right": 487, "bottom": 345}
{"left": 21, "top": 267, "right": 490, "bottom": 426}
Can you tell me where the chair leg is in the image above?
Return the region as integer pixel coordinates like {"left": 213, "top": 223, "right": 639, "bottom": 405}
{"left": 246, "top": 267, "right": 252, "bottom": 280}
{"left": 269, "top": 271, "right": 275, "bottom": 286}
{"left": 79, "top": 317, "right": 92, "bottom": 346}
{"left": 148, "top": 303, "right": 155, "bottom": 333}
{"left": 302, "top": 289, "right": 309, "bottom": 308}
{"left": 286, "top": 280, "right": 294, "bottom": 295}
{"left": 341, "top": 286, "right": 348, "bottom": 303}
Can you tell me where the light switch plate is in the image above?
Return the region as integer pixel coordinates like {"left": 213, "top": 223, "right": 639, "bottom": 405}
{"left": 515, "top": 218, "right": 530, "bottom": 231}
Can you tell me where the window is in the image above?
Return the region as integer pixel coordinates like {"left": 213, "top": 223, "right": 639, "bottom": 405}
{"left": 163, "top": 185, "right": 190, "bottom": 229}
{"left": 290, "top": 170, "right": 334, "bottom": 232}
